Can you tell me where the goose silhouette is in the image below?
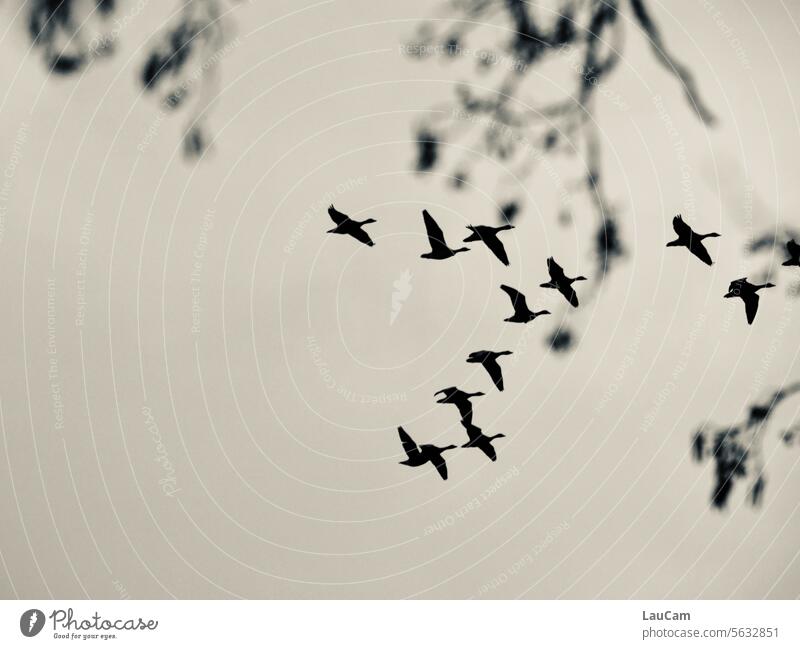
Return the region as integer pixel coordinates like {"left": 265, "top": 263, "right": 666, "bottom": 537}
{"left": 397, "top": 427, "right": 456, "bottom": 480}
{"left": 540, "top": 257, "right": 586, "bottom": 307}
{"left": 782, "top": 239, "right": 800, "bottom": 267}
{"left": 500, "top": 284, "right": 550, "bottom": 323}
{"left": 463, "top": 224, "right": 514, "bottom": 265}
{"left": 326, "top": 204, "right": 376, "bottom": 247}
{"left": 435, "top": 387, "right": 484, "bottom": 424}
{"left": 459, "top": 419, "right": 505, "bottom": 462}
{"left": 724, "top": 277, "right": 775, "bottom": 324}
{"left": 467, "top": 350, "right": 513, "bottom": 391}
{"left": 420, "top": 210, "right": 470, "bottom": 259}
{"left": 666, "top": 214, "right": 720, "bottom": 266}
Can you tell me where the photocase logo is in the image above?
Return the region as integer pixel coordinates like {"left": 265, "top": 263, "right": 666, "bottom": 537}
{"left": 20, "top": 609, "right": 45, "bottom": 637}
{"left": 390, "top": 269, "right": 413, "bottom": 325}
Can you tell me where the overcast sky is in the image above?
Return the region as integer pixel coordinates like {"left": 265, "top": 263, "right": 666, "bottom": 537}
{"left": 0, "top": 0, "right": 798, "bottom": 598}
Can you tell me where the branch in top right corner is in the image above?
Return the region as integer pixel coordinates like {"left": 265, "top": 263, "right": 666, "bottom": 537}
{"left": 629, "top": 0, "right": 716, "bottom": 126}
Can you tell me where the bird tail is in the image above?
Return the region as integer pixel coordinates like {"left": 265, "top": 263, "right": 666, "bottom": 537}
{"left": 665, "top": 239, "right": 681, "bottom": 247}
{"left": 540, "top": 281, "right": 556, "bottom": 289}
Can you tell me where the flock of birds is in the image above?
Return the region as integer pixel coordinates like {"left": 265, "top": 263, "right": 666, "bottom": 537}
{"left": 327, "top": 206, "right": 799, "bottom": 480}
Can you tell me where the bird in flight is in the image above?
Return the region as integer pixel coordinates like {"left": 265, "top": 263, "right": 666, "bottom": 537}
{"left": 326, "top": 204, "right": 376, "bottom": 247}
{"left": 540, "top": 257, "right": 587, "bottom": 307}
{"left": 782, "top": 239, "right": 800, "bottom": 267}
{"left": 397, "top": 427, "right": 456, "bottom": 480}
{"left": 420, "top": 210, "right": 470, "bottom": 259}
{"left": 723, "top": 277, "right": 775, "bottom": 324}
{"left": 459, "top": 420, "right": 505, "bottom": 462}
{"left": 665, "top": 214, "right": 720, "bottom": 266}
{"left": 463, "top": 224, "right": 515, "bottom": 265}
{"left": 500, "top": 284, "right": 550, "bottom": 323}
{"left": 467, "top": 350, "right": 513, "bottom": 391}
{"left": 435, "top": 387, "right": 484, "bottom": 424}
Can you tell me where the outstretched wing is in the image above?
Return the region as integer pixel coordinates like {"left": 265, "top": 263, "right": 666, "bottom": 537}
{"left": 478, "top": 441, "right": 497, "bottom": 462}
{"left": 483, "top": 357, "right": 505, "bottom": 391}
{"left": 558, "top": 284, "right": 579, "bottom": 308}
{"left": 547, "top": 256, "right": 566, "bottom": 282}
{"left": 432, "top": 456, "right": 448, "bottom": 480}
{"left": 422, "top": 210, "right": 449, "bottom": 252}
{"left": 500, "top": 284, "right": 529, "bottom": 314}
{"left": 398, "top": 427, "right": 419, "bottom": 458}
{"left": 672, "top": 214, "right": 691, "bottom": 238}
{"left": 460, "top": 420, "right": 482, "bottom": 442}
{"left": 454, "top": 399, "right": 475, "bottom": 421}
{"left": 350, "top": 226, "right": 375, "bottom": 247}
{"left": 435, "top": 387, "right": 456, "bottom": 400}
{"left": 744, "top": 293, "right": 759, "bottom": 325}
{"left": 688, "top": 237, "right": 713, "bottom": 265}
{"left": 483, "top": 232, "right": 510, "bottom": 266}
{"left": 328, "top": 204, "right": 349, "bottom": 225}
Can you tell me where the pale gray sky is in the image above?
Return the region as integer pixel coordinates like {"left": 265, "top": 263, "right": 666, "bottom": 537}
{"left": 0, "top": 0, "right": 798, "bottom": 598}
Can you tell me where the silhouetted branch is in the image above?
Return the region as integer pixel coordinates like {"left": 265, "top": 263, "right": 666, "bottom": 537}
{"left": 409, "top": 0, "right": 714, "bottom": 352}
{"left": 22, "top": 0, "right": 239, "bottom": 158}
{"left": 693, "top": 383, "right": 800, "bottom": 508}
{"left": 629, "top": 0, "right": 716, "bottom": 125}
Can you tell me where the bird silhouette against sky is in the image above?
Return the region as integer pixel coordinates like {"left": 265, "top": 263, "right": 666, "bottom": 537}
{"left": 326, "top": 204, "right": 376, "bottom": 247}
{"left": 463, "top": 224, "right": 514, "bottom": 265}
{"left": 435, "top": 387, "right": 484, "bottom": 424}
{"left": 397, "top": 427, "right": 456, "bottom": 480}
{"left": 540, "top": 257, "right": 587, "bottom": 307}
{"left": 467, "top": 350, "right": 513, "bottom": 391}
{"left": 782, "top": 239, "right": 800, "bottom": 267}
{"left": 500, "top": 284, "right": 551, "bottom": 323}
{"left": 420, "top": 209, "right": 470, "bottom": 259}
{"left": 724, "top": 277, "right": 775, "bottom": 324}
{"left": 459, "top": 419, "right": 505, "bottom": 462}
{"left": 666, "top": 214, "right": 720, "bottom": 266}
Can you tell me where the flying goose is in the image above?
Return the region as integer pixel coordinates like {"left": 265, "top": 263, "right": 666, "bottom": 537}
{"left": 666, "top": 214, "right": 720, "bottom": 266}
{"left": 459, "top": 420, "right": 505, "bottom": 462}
{"left": 435, "top": 387, "right": 484, "bottom": 424}
{"left": 326, "top": 204, "right": 376, "bottom": 247}
{"left": 467, "top": 350, "right": 513, "bottom": 391}
{"left": 397, "top": 427, "right": 456, "bottom": 480}
{"left": 420, "top": 210, "right": 470, "bottom": 259}
{"left": 463, "top": 224, "right": 514, "bottom": 265}
{"left": 540, "top": 257, "right": 587, "bottom": 307}
{"left": 723, "top": 277, "right": 775, "bottom": 324}
{"left": 500, "top": 284, "right": 550, "bottom": 323}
